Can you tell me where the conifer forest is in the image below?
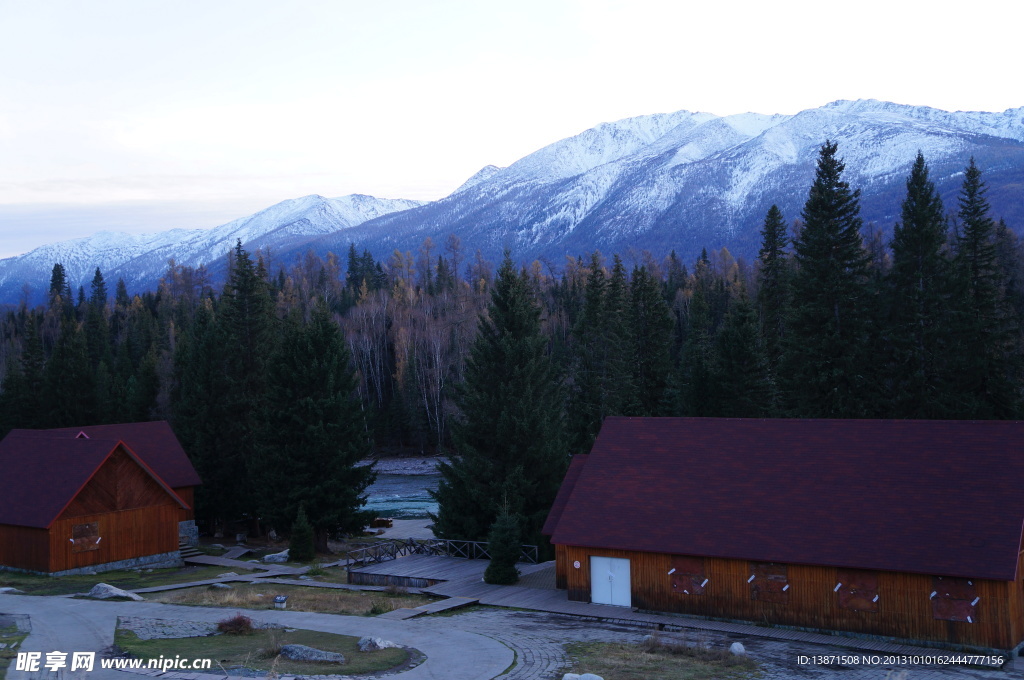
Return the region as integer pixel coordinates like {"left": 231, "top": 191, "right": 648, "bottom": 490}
{"left": 1, "top": 144, "right": 1022, "bottom": 541}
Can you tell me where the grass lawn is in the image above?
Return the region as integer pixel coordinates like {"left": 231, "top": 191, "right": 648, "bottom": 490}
{"left": 566, "top": 636, "right": 759, "bottom": 680}
{"left": 0, "top": 621, "right": 30, "bottom": 674}
{"left": 114, "top": 626, "right": 410, "bottom": 676}
{"left": 0, "top": 565, "right": 252, "bottom": 596}
{"left": 144, "top": 582, "right": 436, "bottom": 615}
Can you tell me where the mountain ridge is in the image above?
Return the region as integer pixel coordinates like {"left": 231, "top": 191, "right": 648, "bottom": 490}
{"left": 1, "top": 99, "right": 1022, "bottom": 303}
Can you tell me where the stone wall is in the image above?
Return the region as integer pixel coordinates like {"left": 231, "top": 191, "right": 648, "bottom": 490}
{"left": 178, "top": 520, "right": 198, "bottom": 547}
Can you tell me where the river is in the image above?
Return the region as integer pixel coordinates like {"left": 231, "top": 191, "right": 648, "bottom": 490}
{"left": 363, "top": 473, "right": 441, "bottom": 519}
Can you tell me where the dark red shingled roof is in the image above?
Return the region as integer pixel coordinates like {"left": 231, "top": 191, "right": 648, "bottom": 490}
{"left": 549, "top": 417, "right": 1024, "bottom": 582}
{"left": 0, "top": 436, "right": 187, "bottom": 528}
{"left": 9, "top": 421, "right": 200, "bottom": 488}
{"left": 542, "top": 454, "right": 588, "bottom": 536}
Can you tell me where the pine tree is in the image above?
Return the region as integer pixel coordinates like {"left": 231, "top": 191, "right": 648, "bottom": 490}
{"left": 949, "top": 159, "right": 1018, "bottom": 417}
{"left": 44, "top": 319, "right": 94, "bottom": 426}
{"left": 289, "top": 504, "right": 316, "bottom": 562}
{"left": 431, "top": 252, "right": 567, "bottom": 555}
{"left": 714, "top": 290, "right": 776, "bottom": 417}
{"left": 567, "top": 253, "right": 633, "bottom": 453}
{"left": 483, "top": 506, "right": 522, "bottom": 585}
{"left": 783, "top": 141, "right": 873, "bottom": 417}
{"left": 628, "top": 265, "right": 673, "bottom": 415}
{"left": 886, "top": 152, "right": 955, "bottom": 417}
{"left": 259, "top": 301, "right": 375, "bottom": 551}
{"left": 756, "top": 205, "right": 790, "bottom": 371}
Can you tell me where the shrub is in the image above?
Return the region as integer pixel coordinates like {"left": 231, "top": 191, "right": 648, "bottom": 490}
{"left": 368, "top": 597, "right": 394, "bottom": 615}
{"left": 217, "top": 613, "right": 254, "bottom": 635}
{"left": 289, "top": 504, "right": 315, "bottom": 563}
{"left": 483, "top": 510, "right": 521, "bottom": 585}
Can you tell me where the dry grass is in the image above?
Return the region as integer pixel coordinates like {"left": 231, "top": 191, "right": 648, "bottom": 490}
{"left": 144, "top": 582, "right": 436, "bottom": 615}
{"left": 566, "top": 632, "right": 758, "bottom": 680}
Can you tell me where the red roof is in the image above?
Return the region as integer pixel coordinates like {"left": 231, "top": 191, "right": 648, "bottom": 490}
{"left": 0, "top": 436, "right": 187, "bottom": 528}
{"left": 9, "top": 421, "right": 200, "bottom": 488}
{"left": 549, "top": 417, "right": 1024, "bottom": 581}
{"left": 542, "top": 454, "right": 588, "bottom": 536}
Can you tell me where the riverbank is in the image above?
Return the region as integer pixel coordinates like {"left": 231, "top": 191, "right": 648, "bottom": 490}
{"left": 360, "top": 456, "right": 449, "bottom": 475}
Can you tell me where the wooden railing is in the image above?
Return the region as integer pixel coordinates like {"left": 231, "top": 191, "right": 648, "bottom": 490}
{"left": 343, "top": 538, "right": 539, "bottom": 568}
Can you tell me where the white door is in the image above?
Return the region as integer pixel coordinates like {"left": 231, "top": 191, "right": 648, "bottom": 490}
{"left": 590, "top": 556, "right": 631, "bottom": 607}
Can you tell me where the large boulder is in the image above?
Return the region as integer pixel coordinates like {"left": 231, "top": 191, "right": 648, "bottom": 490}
{"left": 279, "top": 644, "right": 345, "bottom": 663}
{"left": 730, "top": 642, "right": 746, "bottom": 656}
{"left": 263, "top": 549, "right": 290, "bottom": 563}
{"left": 357, "top": 636, "right": 400, "bottom": 652}
{"left": 86, "top": 583, "right": 144, "bottom": 601}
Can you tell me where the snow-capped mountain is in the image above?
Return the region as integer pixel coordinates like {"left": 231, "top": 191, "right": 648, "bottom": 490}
{"left": 0, "top": 194, "right": 424, "bottom": 302}
{"left": 1, "top": 99, "right": 1022, "bottom": 304}
{"left": 301, "top": 99, "right": 1024, "bottom": 267}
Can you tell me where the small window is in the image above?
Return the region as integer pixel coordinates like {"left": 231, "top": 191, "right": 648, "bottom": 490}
{"left": 670, "top": 556, "right": 707, "bottom": 595}
{"left": 750, "top": 562, "right": 789, "bottom": 604}
{"left": 71, "top": 522, "right": 100, "bottom": 552}
{"left": 836, "top": 568, "right": 879, "bottom": 613}
{"left": 931, "top": 576, "right": 978, "bottom": 622}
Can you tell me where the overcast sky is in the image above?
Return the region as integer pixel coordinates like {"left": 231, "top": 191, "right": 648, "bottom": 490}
{"left": 0, "top": 0, "right": 1021, "bottom": 257}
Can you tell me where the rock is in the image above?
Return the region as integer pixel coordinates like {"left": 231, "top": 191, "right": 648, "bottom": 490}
{"left": 641, "top": 634, "right": 654, "bottom": 644}
{"left": 730, "top": 642, "right": 746, "bottom": 656}
{"left": 268, "top": 529, "right": 279, "bottom": 540}
{"left": 0, "top": 587, "right": 24, "bottom": 594}
{"left": 357, "top": 636, "right": 400, "bottom": 652}
{"left": 209, "top": 543, "right": 225, "bottom": 549}
{"left": 209, "top": 583, "right": 233, "bottom": 590}
{"left": 578, "top": 675, "right": 604, "bottom": 680}
{"left": 299, "top": 575, "right": 313, "bottom": 580}
{"left": 279, "top": 644, "right": 345, "bottom": 663}
{"left": 81, "top": 569, "right": 97, "bottom": 576}
{"left": 86, "top": 583, "right": 144, "bottom": 601}
{"left": 217, "top": 572, "right": 238, "bottom": 578}
{"left": 263, "top": 549, "right": 289, "bottom": 563}
{"left": 247, "top": 559, "right": 260, "bottom": 563}
{"left": 562, "top": 675, "right": 581, "bottom": 680}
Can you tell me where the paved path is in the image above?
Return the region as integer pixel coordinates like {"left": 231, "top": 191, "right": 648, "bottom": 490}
{"left": 0, "top": 594, "right": 512, "bottom": 680}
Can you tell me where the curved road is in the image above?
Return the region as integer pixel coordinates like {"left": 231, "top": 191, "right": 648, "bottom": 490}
{"left": 1, "top": 594, "right": 513, "bottom": 680}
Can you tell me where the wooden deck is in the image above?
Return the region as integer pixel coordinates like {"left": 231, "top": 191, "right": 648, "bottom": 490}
{"left": 347, "top": 554, "right": 498, "bottom": 587}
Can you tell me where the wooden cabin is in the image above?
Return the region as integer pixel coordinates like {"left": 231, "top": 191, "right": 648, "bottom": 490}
{"left": 0, "top": 422, "right": 200, "bottom": 575}
{"left": 544, "top": 417, "right": 1024, "bottom": 654}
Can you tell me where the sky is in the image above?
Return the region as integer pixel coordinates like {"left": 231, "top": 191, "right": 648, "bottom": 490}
{"left": 0, "top": 0, "right": 1021, "bottom": 258}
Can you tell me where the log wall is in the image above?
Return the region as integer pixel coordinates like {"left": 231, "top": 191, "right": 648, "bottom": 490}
{"left": 559, "top": 545, "right": 1022, "bottom": 651}
{"left": 48, "top": 505, "right": 182, "bottom": 572}
{"left": 0, "top": 524, "right": 50, "bottom": 572}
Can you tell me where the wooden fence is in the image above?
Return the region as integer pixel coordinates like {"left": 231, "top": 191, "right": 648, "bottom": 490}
{"left": 344, "top": 538, "right": 538, "bottom": 568}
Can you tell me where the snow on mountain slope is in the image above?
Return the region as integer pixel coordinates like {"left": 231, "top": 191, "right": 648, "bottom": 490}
{"left": 0, "top": 194, "right": 424, "bottom": 300}
{"left": 314, "top": 99, "right": 1024, "bottom": 266}
{"left": 3, "top": 99, "right": 1023, "bottom": 304}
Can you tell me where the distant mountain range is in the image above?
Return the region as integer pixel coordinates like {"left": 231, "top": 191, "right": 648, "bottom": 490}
{"left": 1, "top": 99, "right": 1022, "bottom": 303}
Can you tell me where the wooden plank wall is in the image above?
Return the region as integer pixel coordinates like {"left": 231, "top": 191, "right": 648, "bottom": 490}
{"left": 560, "top": 545, "right": 1022, "bottom": 650}
{"left": 48, "top": 505, "right": 181, "bottom": 572}
{"left": 173, "top": 487, "right": 195, "bottom": 521}
{"left": 61, "top": 448, "right": 177, "bottom": 518}
{"left": 0, "top": 524, "right": 50, "bottom": 572}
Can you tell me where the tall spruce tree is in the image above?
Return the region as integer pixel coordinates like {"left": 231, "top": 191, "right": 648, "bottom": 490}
{"left": 207, "top": 242, "right": 277, "bottom": 526}
{"left": 756, "top": 205, "right": 790, "bottom": 371}
{"left": 431, "top": 252, "right": 567, "bottom": 555}
{"left": 783, "top": 141, "right": 873, "bottom": 417}
{"left": 567, "top": 253, "right": 633, "bottom": 454}
{"left": 259, "top": 301, "right": 375, "bottom": 552}
{"left": 950, "top": 159, "right": 1018, "bottom": 417}
{"left": 886, "top": 152, "right": 955, "bottom": 417}
{"left": 714, "top": 290, "right": 776, "bottom": 417}
{"left": 628, "top": 265, "right": 673, "bottom": 415}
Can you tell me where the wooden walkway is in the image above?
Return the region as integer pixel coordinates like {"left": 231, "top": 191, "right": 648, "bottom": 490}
{"left": 376, "top": 596, "right": 479, "bottom": 620}
{"left": 182, "top": 554, "right": 308, "bottom": 575}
